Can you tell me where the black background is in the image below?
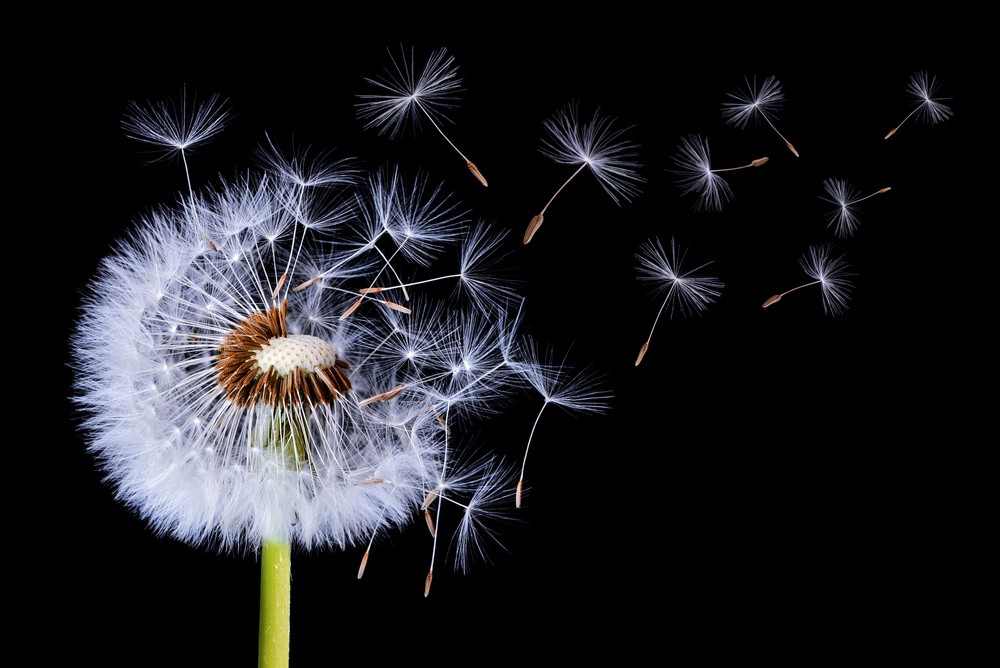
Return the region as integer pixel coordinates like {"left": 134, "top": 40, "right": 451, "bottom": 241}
{"left": 37, "top": 11, "right": 975, "bottom": 665}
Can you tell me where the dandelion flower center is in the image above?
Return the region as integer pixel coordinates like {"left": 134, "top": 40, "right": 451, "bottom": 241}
{"left": 254, "top": 335, "right": 339, "bottom": 377}
{"left": 215, "top": 300, "right": 352, "bottom": 408}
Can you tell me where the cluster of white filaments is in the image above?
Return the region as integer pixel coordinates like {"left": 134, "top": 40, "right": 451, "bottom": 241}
{"left": 75, "top": 86, "right": 616, "bottom": 598}
{"left": 74, "top": 143, "right": 559, "bottom": 592}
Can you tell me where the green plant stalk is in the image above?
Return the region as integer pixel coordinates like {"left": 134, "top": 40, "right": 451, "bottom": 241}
{"left": 259, "top": 538, "right": 291, "bottom": 668}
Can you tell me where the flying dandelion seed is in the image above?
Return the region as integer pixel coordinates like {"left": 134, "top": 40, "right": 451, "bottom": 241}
{"left": 722, "top": 75, "right": 799, "bottom": 157}
{"left": 670, "top": 134, "right": 768, "bottom": 212}
{"left": 73, "top": 92, "right": 585, "bottom": 665}
{"left": 357, "top": 45, "right": 488, "bottom": 186}
{"left": 762, "top": 243, "right": 854, "bottom": 316}
{"left": 885, "top": 71, "right": 953, "bottom": 140}
{"left": 634, "top": 237, "right": 723, "bottom": 366}
{"left": 121, "top": 87, "right": 231, "bottom": 231}
{"left": 525, "top": 101, "right": 644, "bottom": 244}
{"left": 820, "top": 178, "right": 892, "bottom": 238}
{"left": 511, "top": 341, "right": 612, "bottom": 507}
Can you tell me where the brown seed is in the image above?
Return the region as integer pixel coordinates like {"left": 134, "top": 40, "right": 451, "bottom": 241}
{"left": 359, "top": 287, "right": 383, "bottom": 294}
{"left": 357, "top": 550, "right": 369, "bottom": 579}
{"left": 524, "top": 214, "right": 544, "bottom": 245}
{"left": 762, "top": 294, "right": 782, "bottom": 308}
{"left": 357, "top": 393, "right": 383, "bottom": 407}
{"left": 293, "top": 275, "right": 322, "bottom": 292}
{"left": 424, "top": 508, "right": 436, "bottom": 537}
{"left": 877, "top": 187, "right": 892, "bottom": 194}
{"left": 467, "top": 160, "right": 488, "bottom": 188}
{"left": 382, "top": 384, "right": 406, "bottom": 400}
{"left": 353, "top": 478, "right": 386, "bottom": 486}
{"left": 340, "top": 297, "right": 363, "bottom": 320}
{"left": 635, "top": 340, "right": 650, "bottom": 367}
{"left": 751, "top": 157, "right": 769, "bottom": 167}
{"left": 515, "top": 479, "right": 524, "bottom": 509}
{"left": 424, "top": 570, "right": 433, "bottom": 598}
{"left": 785, "top": 140, "right": 800, "bottom": 158}
{"left": 383, "top": 301, "right": 412, "bottom": 315}
{"left": 271, "top": 272, "right": 287, "bottom": 300}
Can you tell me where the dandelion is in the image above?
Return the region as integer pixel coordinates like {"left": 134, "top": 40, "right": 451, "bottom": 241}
{"left": 670, "top": 134, "right": 768, "bottom": 212}
{"left": 762, "top": 243, "right": 854, "bottom": 315}
{"left": 74, "top": 93, "right": 568, "bottom": 665}
{"left": 525, "top": 102, "right": 644, "bottom": 244}
{"left": 511, "top": 341, "right": 612, "bottom": 507}
{"left": 634, "top": 237, "right": 723, "bottom": 365}
{"left": 357, "top": 45, "right": 488, "bottom": 187}
{"left": 885, "top": 71, "right": 953, "bottom": 140}
{"left": 820, "top": 178, "right": 892, "bottom": 238}
{"left": 722, "top": 75, "right": 799, "bottom": 157}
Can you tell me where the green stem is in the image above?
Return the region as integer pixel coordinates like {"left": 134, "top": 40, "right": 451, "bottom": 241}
{"left": 258, "top": 539, "right": 291, "bottom": 668}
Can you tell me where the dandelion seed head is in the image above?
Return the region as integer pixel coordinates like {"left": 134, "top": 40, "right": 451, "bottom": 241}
{"left": 75, "top": 136, "right": 527, "bottom": 558}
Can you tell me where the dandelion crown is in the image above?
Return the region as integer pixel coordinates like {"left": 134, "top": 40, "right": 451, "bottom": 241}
{"left": 71, "top": 85, "right": 552, "bottom": 577}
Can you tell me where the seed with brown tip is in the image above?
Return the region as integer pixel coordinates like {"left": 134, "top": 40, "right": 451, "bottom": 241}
{"left": 357, "top": 550, "right": 370, "bottom": 579}
{"left": 524, "top": 214, "right": 544, "bottom": 245}
{"left": 383, "top": 301, "right": 412, "bottom": 314}
{"left": 293, "top": 275, "right": 322, "bottom": 293}
{"left": 340, "top": 297, "right": 363, "bottom": 320}
{"left": 424, "top": 508, "right": 436, "bottom": 537}
{"left": 762, "top": 294, "right": 782, "bottom": 308}
{"left": 467, "top": 160, "right": 488, "bottom": 187}
{"left": 635, "top": 341, "right": 650, "bottom": 367}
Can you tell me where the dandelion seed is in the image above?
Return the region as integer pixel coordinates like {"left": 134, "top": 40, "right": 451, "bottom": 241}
{"left": 526, "top": 102, "right": 644, "bottom": 244}
{"left": 722, "top": 74, "right": 799, "bottom": 156}
{"left": 885, "top": 71, "right": 953, "bottom": 140}
{"left": 670, "top": 134, "right": 767, "bottom": 212}
{"left": 122, "top": 89, "right": 231, "bottom": 230}
{"left": 512, "top": 341, "right": 612, "bottom": 506}
{"left": 821, "top": 179, "right": 892, "bottom": 238}
{"left": 762, "top": 243, "right": 854, "bottom": 316}
{"left": 357, "top": 46, "right": 487, "bottom": 186}
{"left": 634, "top": 238, "right": 723, "bottom": 365}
